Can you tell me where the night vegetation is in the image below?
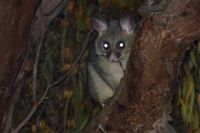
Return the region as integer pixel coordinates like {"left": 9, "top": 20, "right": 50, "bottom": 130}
{"left": 0, "top": 0, "right": 200, "bottom": 133}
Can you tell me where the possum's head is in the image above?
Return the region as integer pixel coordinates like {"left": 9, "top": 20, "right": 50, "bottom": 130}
{"left": 92, "top": 16, "right": 135, "bottom": 63}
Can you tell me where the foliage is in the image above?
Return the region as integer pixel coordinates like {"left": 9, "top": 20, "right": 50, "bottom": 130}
{"left": 177, "top": 41, "right": 200, "bottom": 133}
{"left": 13, "top": 0, "right": 200, "bottom": 133}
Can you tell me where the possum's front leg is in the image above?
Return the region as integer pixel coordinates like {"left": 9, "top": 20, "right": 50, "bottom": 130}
{"left": 88, "top": 63, "right": 114, "bottom": 106}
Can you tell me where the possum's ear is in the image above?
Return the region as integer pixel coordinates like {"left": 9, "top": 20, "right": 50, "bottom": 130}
{"left": 120, "top": 16, "right": 135, "bottom": 35}
{"left": 92, "top": 17, "right": 108, "bottom": 34}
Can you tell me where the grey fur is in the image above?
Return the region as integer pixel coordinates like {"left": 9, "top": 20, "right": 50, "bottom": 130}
{"left": 88, "top": 16, "right": 135, "bottom": 104}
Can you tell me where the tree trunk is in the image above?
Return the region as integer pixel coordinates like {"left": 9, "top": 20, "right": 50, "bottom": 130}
{"left": 84, "top": 0, "right": 200, "bottom": 132}
{"left": 0, "top": 1, "right": 37, "bottom": 132}
{"left": 0, "top": 0, "right": 67, "bottom": 132}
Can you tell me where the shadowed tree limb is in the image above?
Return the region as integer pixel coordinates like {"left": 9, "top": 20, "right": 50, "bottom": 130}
{"left": 84, "top": 0, "right": 200, "bottom": 132}
{"left": 0, "top": 0, "right": 67, "bottom": 133}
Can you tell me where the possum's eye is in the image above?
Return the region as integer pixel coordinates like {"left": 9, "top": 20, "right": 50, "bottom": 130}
{"left": 117, "top": 41, "right": 125, "bottom": 49}
{"left": 102, "top": 41, "right": 110, "bottom": 50}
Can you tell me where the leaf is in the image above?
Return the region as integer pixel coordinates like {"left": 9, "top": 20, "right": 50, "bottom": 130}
{"left": 197, "top": 40, "right": 200, "bottom": 54}
{"left": 190, "top": 51, "right": 198, "bottom": 69}
{"left": 192, "top": 110, "right": 199, "bottom": 130}
{"left": 186, "top": 73, "right": 194, "bottom": 102}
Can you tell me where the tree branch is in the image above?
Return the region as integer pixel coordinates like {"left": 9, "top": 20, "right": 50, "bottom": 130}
{"left": 10, "top": 24, "right": 92, "bottom": 133}
{"left": 32, "top": 40, "right": 42, "bottom": 102}
{"left": 3, "top": 0, "right": 68, "bottom": 133}
{"left": 84, "top": 0, "right": 200, "bottom": 132}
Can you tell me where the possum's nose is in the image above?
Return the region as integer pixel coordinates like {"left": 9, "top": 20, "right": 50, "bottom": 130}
{"left": 108, "top": 52, "right": 120, "bottom": 62}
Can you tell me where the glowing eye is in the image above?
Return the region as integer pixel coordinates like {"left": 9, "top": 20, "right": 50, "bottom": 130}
{"left": 103, "top": 42, "right": 110, "bottom": 50}
{"left": 119, "top": 42, "right": 124, "bottom": 47}
{"left": 117, "top": 41, "right": 125, "bottom": 49}
{"left": 104, "top": 43, "right": 108, "bottom": 48}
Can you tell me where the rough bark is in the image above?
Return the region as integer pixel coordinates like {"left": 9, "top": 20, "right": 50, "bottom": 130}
{"left": 0, "top": 0, "right": 67, "bottom": 132}
{"left": 0, "top": 1, "right": 37, "bottom": 132}
{"left": 84, "top": 0, "right": 200, "bottom": 132}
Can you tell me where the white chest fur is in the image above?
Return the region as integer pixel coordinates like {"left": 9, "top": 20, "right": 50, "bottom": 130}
{"left": 93, "top": 56, "right": 124, "bottom": 88}
{"left": 88, "top": 56, "right": 127, "bottom": 103}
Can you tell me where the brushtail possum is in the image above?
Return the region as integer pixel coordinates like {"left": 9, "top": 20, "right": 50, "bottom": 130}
{"left": 88, "top": 16, "right": 136, "bottom": 105}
